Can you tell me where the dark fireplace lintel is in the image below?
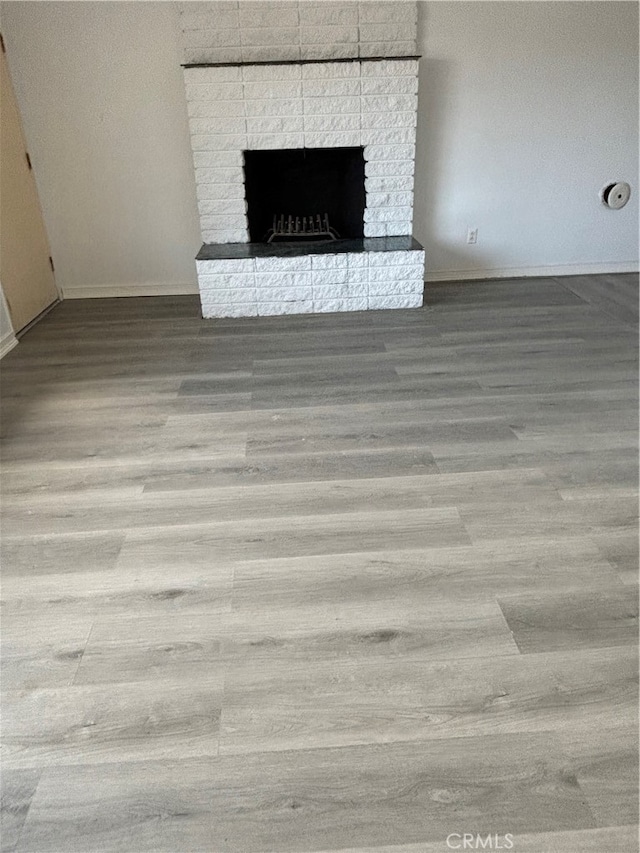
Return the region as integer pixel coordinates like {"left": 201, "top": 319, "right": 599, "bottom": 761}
{"left": 183, "top": 55, "right": 421, "bottom": 70}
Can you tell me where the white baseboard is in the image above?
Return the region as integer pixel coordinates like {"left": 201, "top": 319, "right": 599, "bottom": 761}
{"left": 58, "top": 265, "right": 639, "bottom": 297}
{"left": 425, "top": 261, "right": 639, "bottom": 282}
{"left": 0, "top": 331, "right": 18, "bottom": 359}
{"left": 62, "top": 281, "right": 199, "bottom": 299}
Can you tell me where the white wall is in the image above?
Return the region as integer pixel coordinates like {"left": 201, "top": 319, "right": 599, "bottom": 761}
{"left": 1, "top": 1, "right": 201, "bottom": 298}
{"left": 1, "top": 1, "right": 638, "bottom": 296}
{"left": 414, "top": 1, "right": 639, "bottom": 279}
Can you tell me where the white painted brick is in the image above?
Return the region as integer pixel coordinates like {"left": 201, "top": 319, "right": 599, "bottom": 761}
{"left": 185, "top": 83, "right": 244, "bottom": 101}
{"left": 364, "top": 222, "right": 388, "bottom": 237}
{"left": 369, "top": 265, "right": 423, "bottom": 284}
{"left": 348, "top": 282, "right": 369, "bottom": 299}
{"left": 361, "top": 59, "right": 418, "bottom": 77}
{"left": 368, "top": 251, "right": 423, "bottom": 267}
{"left": 183, "top": 47, "right": 243, "bottom": 64}
{"left": 196, "top": 270, "right": 256, "bottom": 286}
{"left": 200, "top": 289, "right": 257, "bottom": 306}
{"left": 246, "top": 115, "right": 304, "bottom": 134}
{"left": 358, "top": 2, "right": 417, "bottom": 24}
{"left": 347, "top": 254, "right": 369, "bottom": 268}
{"left": 303, "top": 130, "right": 361, "bottom": 148}
{"left": 362, "top": 94, "right": 417, "bottom": 113}
{"left": 198, "top": 184, "right": 244, "bottom": 206}
{"left": 238, "top": 2, "right": 299, "bottom": 28}
{"left": 243, "top": 81, "right": 302, "bottom": 100}
{"left": 366, "top": 253, "right": 389, "bottom": 267}
{"left": 364, "top": 143, "right": 415, "bottom": 161}
{"left": 196, "top": 183, "right": 244, "bottom": 204}
{"left": 303, "top": 113, "right": 360, "bottom": 132}
{"left": 194, "top": 167, "right": 244, "bottom": 184}
{"left": 303, "top": 96, "right": 360, "bottom": 115}
{"left": 191, "top": 133, "right": 247, "bottom": 151}
{"left": 247, "top": 132, "right": 305, "bottom": 149}
{"left": 300, "top": 26, "right": 358, "bottom": 45}
{"left": 196, "top": 182, "right": 242, "bottom": 201}
{"left": 201, "top": 228, "right": 248, "bottom": 244}
{"left": 242, "top": 45, "right": 301, "bottom": 63}
{"left": 193, "top": 151, "right": 243, "bottom": 169}
{"left": 359, "top": 23, "right": 416, "bottom": 43}
{"left": 311, "top": 255, "right": 349, "bottom": 270}
{"left": 300, "top": 44, "right": 358, "bottom": 61}
{"left": 365, "top": 175, "right": 414, "bottom": 193}
{"left": 313, "top": 281, "right": 368, "bottom": 299}
{"left": 257, "top": 286, "right": 314, "bottom": 302}
{"left": 368, "top": 293, "right": 422, "bottom": 310}
{"left": 368, "top": 280, "right": 423, "bottom": 297}
{"left": 312, "top": 283, "right": 350, "bottom": 300}
{"left": 299, "top": 3, "right": 358, "bottom": 26}
{"left": 361, "top": 111, "right": 416, "bottom": 129}
{"left": 312, "top": 269, "right": 349, "bottom": 286}
{"left": 360, "top": 76, "right": 418, "bottom": 96}
{"left": 240, "top": 27, "right": 299, "bottom": 47}
{"left": 184, "top": 66, "right": 242, "bottom": 85}
{"left": 197, "top": 258, "right": 254, "bottom": 274}
{"left": 364, "top": 158, "right": 415, "bottom": 177}
{"left": 245, "top": 98, "right": 302, "bottom": 116}
{"left": 366, "top": 191, "right": 414, "bottom": 208}
{"left": 197, "top": 184, "right": 245, "bottom": 203}
{"left": 345, "top": 276, "right": 369, "bottom": 293}
{"left": 187, "top": 100, "right": 245, "bottom": 119}
{"left": 202, "top": 303, "right": 258, "bottom": 318}
{"left": 258, "top": 301, "right": 314, "bottom": 315}
{"left": 345, "top": 298, "right": 369, "bottom": 311}
{"left": 359, "top": 42, "right": 417, "bottom": 58}
{"left": 255, "top": 272, "right": 312, "bottom": 289}
{"left": 242, "top": 64, "right": 302, "bottom": 82}
{"left": 199, "top": 287, "right": 257, "bottom": 304}
{"left": 365, "top": 206, "right": 413, "bottom": 223}
{"left": 362, "top": 127, "right": 415, "bottom": 146}
{"left": 194, "top": 197, "right": 246, "bottom": 216}
{"left": 180, "top": 10, "right": 239, "bottom": 30}
{"left": 385, "top": 221, "right": 414, "bottom": 236}
{"left": 302, "top": 78, "right": 360, "bottom": 98}
{"left": 255, "top": 256, "right": 312, "bottom": 272}
{"left": 301, "top": 61, "right": 360, "bottom": 79}
{"left": 312, "top": 298, "right": 346, "bottom": 313}
{"left": 200, "top": 214, "right": 248, "bottom": 231}
{"left": 182, "top": 29, "right": 241, "bottom": 49}
{"left": 313, "top": 297, "right": 368, "bottom": 313}
{"left": 189, "top": 117, "right": 247, "bottom": 135}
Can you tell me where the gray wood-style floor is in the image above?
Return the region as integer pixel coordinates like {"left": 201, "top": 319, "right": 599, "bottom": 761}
{"left": 1, "top": 273, "right": 638, "bottom": 853}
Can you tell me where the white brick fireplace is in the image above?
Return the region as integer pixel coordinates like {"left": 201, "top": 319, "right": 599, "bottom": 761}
{"left": 180, "top": 1, "right": 425, "bottom": 317}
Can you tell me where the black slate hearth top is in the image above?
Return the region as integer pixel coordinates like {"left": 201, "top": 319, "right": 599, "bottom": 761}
{"left": 196, "top": 236, "right": 424, "bottom": 262}
{"left": 184, "top": 55, "right": 420, "bottom": 69}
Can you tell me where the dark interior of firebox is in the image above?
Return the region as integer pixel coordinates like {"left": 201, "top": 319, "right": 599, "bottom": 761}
{"left": 243, "top": 147, "right": 366, "bottom": 243}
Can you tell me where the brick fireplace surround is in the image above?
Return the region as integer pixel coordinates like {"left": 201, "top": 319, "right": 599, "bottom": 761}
{"left": 180, "top": 1, "right": 425, "bottom": 317}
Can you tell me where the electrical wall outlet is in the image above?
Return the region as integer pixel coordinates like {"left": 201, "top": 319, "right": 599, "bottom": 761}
{"left": 467, "top": 228, "right": 478, "bottom": 244}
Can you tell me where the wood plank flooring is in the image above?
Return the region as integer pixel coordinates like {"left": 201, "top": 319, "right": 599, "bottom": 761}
{"left": 1, "top": 273, "right": 638, "bottom": 852}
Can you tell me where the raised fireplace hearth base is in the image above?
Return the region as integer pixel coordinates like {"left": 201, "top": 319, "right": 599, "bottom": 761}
{"left": 196, "top": 236, "right": 424, "bottom": 317}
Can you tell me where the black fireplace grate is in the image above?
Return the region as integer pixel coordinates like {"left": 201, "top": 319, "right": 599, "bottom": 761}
{"left": 265, "top": 213, "right": 340, "bottom": 243}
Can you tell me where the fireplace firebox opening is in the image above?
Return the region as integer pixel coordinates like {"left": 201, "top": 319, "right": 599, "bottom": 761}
{"left": 243, "top": 147, "right": 366, "bottom": 244}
